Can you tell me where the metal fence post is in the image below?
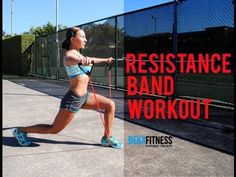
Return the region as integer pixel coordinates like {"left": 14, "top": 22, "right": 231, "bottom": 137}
{"left": 56, "top": 0, "right": 60, "bottom": 80}
{"left": 172, "top": 0, "right": 179, "bottom": 100}
{"left": 115, "top": 16, "right": 118, "bottom": 89}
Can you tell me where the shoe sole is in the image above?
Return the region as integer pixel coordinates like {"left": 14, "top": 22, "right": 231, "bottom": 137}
{"left": 101, "top": 142, "right": 123, "bottom": 149}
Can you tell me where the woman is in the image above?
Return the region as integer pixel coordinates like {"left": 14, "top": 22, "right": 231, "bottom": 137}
{"left": 13, "top": 27, "right": 123, "bottom": 149}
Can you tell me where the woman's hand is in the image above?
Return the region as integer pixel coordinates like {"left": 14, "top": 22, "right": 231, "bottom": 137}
{"left": 106, "top": 57, "right": 114, "bottom": 64}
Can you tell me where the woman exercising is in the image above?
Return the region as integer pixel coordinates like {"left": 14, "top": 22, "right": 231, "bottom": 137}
{"left": 13, "top": 27, "right": 123, "bottom": 149}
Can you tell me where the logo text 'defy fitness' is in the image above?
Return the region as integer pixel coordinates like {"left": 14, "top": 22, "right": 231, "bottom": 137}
{"left": 128, "top": 135, "right": 173, "bottom": 147}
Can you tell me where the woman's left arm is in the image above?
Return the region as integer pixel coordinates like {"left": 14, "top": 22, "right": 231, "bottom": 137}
{"left": 87, "top": 57, "right": 114, "bottom": 64}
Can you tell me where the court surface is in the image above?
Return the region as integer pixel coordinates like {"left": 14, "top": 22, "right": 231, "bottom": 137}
{"left": 3, "top": 78, "right": 234, "bottom": 177}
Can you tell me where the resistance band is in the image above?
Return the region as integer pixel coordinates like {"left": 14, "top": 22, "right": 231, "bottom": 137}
{"left": 78, "top": 61, "right": 114, "bottom": 137}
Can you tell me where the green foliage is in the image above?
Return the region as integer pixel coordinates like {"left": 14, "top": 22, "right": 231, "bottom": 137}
{"left": 3, "top": 35, "right": 22, "bottom": 75}
{"left": 29, "top": 22, "right": 67, "bottom": 36}
{"left": 3, "top": 34, "right": 35, "bottom": 75}
{"left": 21, "top": 35, "right": 35, "bottom": 75}
{"left": 3, "top": 22, "right": 67, "bottom": 76}
{"left": 21, "top": 34, "right": 35, "bottom": 53}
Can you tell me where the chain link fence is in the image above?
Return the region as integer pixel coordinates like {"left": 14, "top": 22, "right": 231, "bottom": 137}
{"left": 176, "top": 0, "right": 234, "bottom": 106}
{"left": 29, "top": 0, "right": 234, "bottom": 108}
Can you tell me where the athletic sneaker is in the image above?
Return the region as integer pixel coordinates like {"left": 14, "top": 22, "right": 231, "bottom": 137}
{"left": 101, "top": 136, "right": 123, "bottom": 149}
{"left": 13, "top": 128, "right": 32, "bottom": 146}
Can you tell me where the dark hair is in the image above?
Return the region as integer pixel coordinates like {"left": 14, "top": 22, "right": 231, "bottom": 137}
{"left": 62, "top": 27, "right": 81, "bottom": 50}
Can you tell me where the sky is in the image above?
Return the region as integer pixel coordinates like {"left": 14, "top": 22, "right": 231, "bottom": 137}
{"left": 3, "top": 0, "right": 172, "bottom": 35}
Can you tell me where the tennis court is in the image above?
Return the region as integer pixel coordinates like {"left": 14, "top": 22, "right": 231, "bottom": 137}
{"left": 3, "top": 77, "right": 234, "bottom": 177}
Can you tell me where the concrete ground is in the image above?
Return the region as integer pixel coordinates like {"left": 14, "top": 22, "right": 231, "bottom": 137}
{"left": 2, "top": 78, "right": 234, "bottom": 177}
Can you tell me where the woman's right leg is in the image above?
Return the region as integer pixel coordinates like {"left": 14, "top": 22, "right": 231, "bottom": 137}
{"left": 20, "top": 109, "right": 75, "bottom": 134}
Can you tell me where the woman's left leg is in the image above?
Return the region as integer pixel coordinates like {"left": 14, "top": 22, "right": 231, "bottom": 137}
{"left": 82, "top": 93, "right": 115, "bottom": 138}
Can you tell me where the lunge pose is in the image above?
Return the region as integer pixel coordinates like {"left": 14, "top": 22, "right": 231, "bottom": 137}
{"left": 13, "top": 27, "right": 123, "bottom": 149}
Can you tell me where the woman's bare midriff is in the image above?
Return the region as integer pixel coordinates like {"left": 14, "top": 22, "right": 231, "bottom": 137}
{"left": 69, "top": 74, "right": 90, "bottom": 96}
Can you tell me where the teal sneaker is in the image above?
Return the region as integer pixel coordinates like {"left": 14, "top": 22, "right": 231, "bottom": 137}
{"left": 13, "top": 128, "right": 32, "bottom": 146}
{"left": 101, "top": 136, "right": 123, "bottom": 149}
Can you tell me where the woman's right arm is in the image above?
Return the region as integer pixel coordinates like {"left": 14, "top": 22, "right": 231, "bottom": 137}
{"left": 64, "top": 51, "right": 93, "bottom": 66}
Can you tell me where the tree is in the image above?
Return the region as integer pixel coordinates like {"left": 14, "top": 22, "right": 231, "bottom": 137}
{"left": 27, "top": 22, "right": 67, "bottom": 36}
{"left": 3, "top": 22, "right": 67, "bottom": 38}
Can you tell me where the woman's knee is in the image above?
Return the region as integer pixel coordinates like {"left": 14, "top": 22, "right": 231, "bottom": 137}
{"left": 50, "top": 129, "right": 62, "bottom": 134}
{"left": 48, "top": 125, "right": 62, "bottom": 134}
{"left": 106, "top": 100, "right": 115, "bottom": 112}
